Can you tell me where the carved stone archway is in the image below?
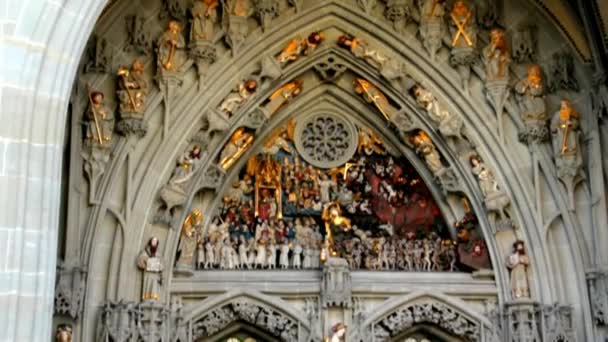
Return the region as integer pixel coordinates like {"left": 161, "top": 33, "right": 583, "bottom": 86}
{"left": 185, "top": 290, "right": 311, "bottom": 342}
{"left": 351, "top": 292, "right": 493, "bottom": 342}
{"left": 47, "top": 1, "right": 605, "bottom": 341}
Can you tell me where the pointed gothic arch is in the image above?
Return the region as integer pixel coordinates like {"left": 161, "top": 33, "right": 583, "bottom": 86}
{"left": 354, "top": 291, "right": 493, "bottom": 341}
{"left": 49, "top": 1, "right": 601, "bottom": 341}
{"left": 185, "top": 290, "right": 311, "bottom": 341}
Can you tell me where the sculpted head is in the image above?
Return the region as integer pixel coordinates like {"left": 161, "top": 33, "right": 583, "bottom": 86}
{"left": 490, "top": 28, "right": 508, "bottom": 53}
{"left": 56, "top": 324, "right": 72, "bottom": 342}
{"left": 91, "top": 91, "right": 105, "bottom": 105}
{"left": 168, "top": 20, "right": 181, "bottom": 34}
{"left": 452, "top": 0, "right": 470, "bottom": 16}
{"left": 132, "top": 59, "right": 145, "bottom": 73}
{"left": 559, "top": 99, "right": 578, "bottom": 120}
{"left": 527, "top": 64, "right": 543, "bottom": 85}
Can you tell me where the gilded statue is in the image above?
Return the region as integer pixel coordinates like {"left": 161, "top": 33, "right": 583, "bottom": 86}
{"left": 117, "top": 59, "right": 147, "bottom": 114}
{"left": 354, "top": 79, "right": 393, "bottom": 121}
{"left": 338, "top": 35, "right": 387, "bottom": 70}
{"left": 176, "top": 209, "right": 203, "bottom": 272}
{"left": 137, "top": 237, "right": 164, "bottom": 301}
{"left": 85, "top": 90, "right": 114, "bottom": 147}
{"left": 219, "top": 128, "right": 255, "bottom": 169}
{"left": 322, "top": 202, "right": 352, "bottom": 257}
{"left": 419, "top": 0, "right": 446, "bottom": 60}
{"left": 506, "top": 240, "right": 530, "bottom": 299}
{"left": 412, "top": 131, "right": 443, "bottom": 175}
{"left": 157, "top": 20, "right": 186, "bottom": 73}
{"left": 515, "top": 64, "right": 548, "bottom": 144}
{"left": 190, "top": 0, "right": 219, "bottom": 42}
{"left": 55, "top": 324, "right": 73, "bottom": 342}
{"left": 265, "top": 80, "right": 304, "bottom": 115}
{"left": 411, "top": 84, "right": 463, "bottom": 139}
{"left": 276, "top": 31, "right": 324, "bottom": 65}
{"left": 483, "top": 28, "right": 511, "bottom": 82}
{"left": 449, "top": 1, "right": 476, "bottom": 49}
{"left": 551, "top": 100, "right": 583, "bottom": 181}
{"left": 219, "top": 80, "right": 258, "bottom": 116}
{"left": 449, "top": 0, "right": 477, "bottom": 90}
{"left": 358, "top": 127, "right": 385, "bottom": 155}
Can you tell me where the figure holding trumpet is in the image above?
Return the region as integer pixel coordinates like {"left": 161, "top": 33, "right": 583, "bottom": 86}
{"left": 157, "top": 20, "right": 186, "bottom": 74}
{"left": 551, "top": 99, "right": 583, "bottom": 180}
{"left": 117, "top": 59, "right": 148, "bottom": 115}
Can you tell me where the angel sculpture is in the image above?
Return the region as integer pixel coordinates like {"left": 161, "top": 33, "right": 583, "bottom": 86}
{"left": 219, "top": 128, "right": 255, "bottom": 170}
{"left": 358, "top": 127, "right": 386, "bottom": 155}
{"left": 276, "top": 31, "right": 325, "bottom": 65}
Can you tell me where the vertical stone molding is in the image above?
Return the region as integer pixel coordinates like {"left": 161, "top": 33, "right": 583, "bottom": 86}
{"left": 0, "top": 0, "right": 106, "bottom": 341}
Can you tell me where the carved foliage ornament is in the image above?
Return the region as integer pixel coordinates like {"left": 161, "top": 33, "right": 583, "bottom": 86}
{"left": 294, "top": 113, "right": 359, "bottom": 169}
{"left": 372, "top": 301, "right": 481, "bottom": 341}
{"left": 192, "top": 299, "right": 299, "bottom": 341}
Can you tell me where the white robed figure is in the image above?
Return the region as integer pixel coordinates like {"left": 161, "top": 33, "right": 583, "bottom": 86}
{"left": 137, "top": 237, "right": 163, "bottom": 301}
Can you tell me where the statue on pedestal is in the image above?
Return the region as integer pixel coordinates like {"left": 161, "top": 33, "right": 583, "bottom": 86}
{"left": 483, "top": 28, "right": 511, "bottom": 139}
{"left": 190, "top": 0, "right": 219, "bottom": 42}
{"left": 506, "top": 240, "right": 530, "bottom": 299}
{"left": 419, "top": 0, "right": 446, "bottom": 60}
{"left": 116, "top": 59, "right": 148, "bottom": 137}
{"left": 515, "top": 65, "right": 548, "bottom": 144}
{"left": 449, "top": 0, "right": 477, "bottom": 91}
{"left": 189, "top": 0, "right": 220, "bottom": 84}
{"left": 82, "top": 89, "right": 114, "bottom": 203}
{"left": 137, "top": 237, "right": 164, "bottom": 301}
{"left": 157, "top": 20, "right": 186, "bottom": 76}
{"left": 551, "top": 99, "right": 584, "bottom": 209}
{"left": 175, "top": 209, "right": 203, "bottom": 275}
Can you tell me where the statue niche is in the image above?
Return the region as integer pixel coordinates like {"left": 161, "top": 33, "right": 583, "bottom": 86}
{"left": 187, "top": 119, "right": 492, "bottom": 274}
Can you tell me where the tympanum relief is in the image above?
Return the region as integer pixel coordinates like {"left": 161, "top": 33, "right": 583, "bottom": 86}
{"left": 181, "top": 119, "right": 492, "bottom": 274}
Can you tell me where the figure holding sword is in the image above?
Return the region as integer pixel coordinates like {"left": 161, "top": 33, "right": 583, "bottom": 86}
{"left": 354, "top": 78, "right": 393, "bottom": 122}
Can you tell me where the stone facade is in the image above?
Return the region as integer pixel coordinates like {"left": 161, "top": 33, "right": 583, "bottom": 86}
{"left": 1, "top": 0, "right": 608, "bottom": 341}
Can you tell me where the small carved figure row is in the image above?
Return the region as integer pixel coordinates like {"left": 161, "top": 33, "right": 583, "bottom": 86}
{"left": 195, "top": 237, "right": 323, "bottom": 270}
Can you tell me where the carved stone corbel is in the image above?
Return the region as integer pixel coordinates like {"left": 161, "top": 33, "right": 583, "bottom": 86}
{"left": 197, "top": 164, "right": 226, "bottom": 191}
{"left": 483, "top": 28, "right": 511, "bottom": 141}
{"left": 54, "top": 263, "right": 87, "bottom": 320}
{"left": 189, "top": 41, "right": 218, "bottom": 89}
{"left": 242, "top": 107, "right": 268, "bottom": 129}
{"left": 380, "top": 59, "right": 415, "bottom": 92}
{"left": 81, "top": 90, "right": 114, "bottom": 204}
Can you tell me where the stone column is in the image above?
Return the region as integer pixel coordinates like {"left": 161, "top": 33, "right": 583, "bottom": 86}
{"left": 0, "top": 0, "right": 106, "bottom": 340}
